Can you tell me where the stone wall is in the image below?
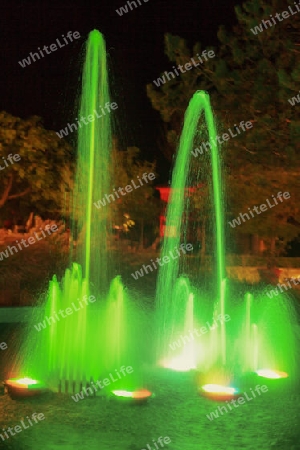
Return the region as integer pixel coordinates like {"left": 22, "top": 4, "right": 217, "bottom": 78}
{"left": 226, "top": 267, "right": 300, "bottom": 284}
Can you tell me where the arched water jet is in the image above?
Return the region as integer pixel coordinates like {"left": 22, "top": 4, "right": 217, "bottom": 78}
{"left": 156, "top": 91, "right": 226, "bottom": 365}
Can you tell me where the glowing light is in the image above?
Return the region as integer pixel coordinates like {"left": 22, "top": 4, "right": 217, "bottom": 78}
{"left": 4, "top": 378, "right": 46, "bottom": 398}
{"left": 256, "top": 369, "right": 288, "bottom": 379}
{"left": 161, "top": 353, "right": 196, "bottom": 372}
{"left": 112, "top": 389, "right": 152, "bottom": 399}
{"left": 201, "top": 384, "right": 238, "bottom": 395}
{"left": 132, "top": 389, "right": 152, "bottom": 399}
{"left": 5, "top": 377, "right": 41, "bottom": 388}
{"left": 112, "top": 390, "right": 133, "bottom": 398}
{"left": 162, "top": 361, "right": 196, "bottom": 372}
{"left": 15, "top": 378, "right": 39, "bottom": 386}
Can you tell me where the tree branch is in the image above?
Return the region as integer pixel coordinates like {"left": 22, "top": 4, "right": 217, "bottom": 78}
{"left": 8, "top": 187, "right": 31, "bottom": 201}
{"left": 0, "top": 174, "right": 31, "bottom": 208}
{"left": 0, "top": 175, "right": 13, "bottom": 207}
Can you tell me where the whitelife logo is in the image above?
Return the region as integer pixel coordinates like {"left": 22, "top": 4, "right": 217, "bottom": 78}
{"left": 169, "top": 314, "right": 231, "bottom": 351}
{"left": 94, "top": 172, "right": 155, "bottom": 209}
{"left": 0, "top": 225, "right": 58, "bottom": 261}
{"left": 191, "top": 120, "right": 253, "bottom": 157}
{"left": 266, "top": 277, "right": 300, "bottom": 299}
{"left": 0, "top": 342, "right": 8, "bottom": 352}
{"left": 228, "top": 192, "right": 290, "bottom": 228}
{"left": 206, "top": 385, "right": 268, "bottom": 421}
{"left": 250, "top": 2, "right": 300, "bottom": 35}
{"left": 153, "top": 50, "right": 215, "bottom": 87}
{"left": 34, "top": 294, "right": 96, "bottom": 332}
{"left": 71, "top": 366, "right": 134, "bottom": 402}
{"left": 116, "top": 0, "right": 149, "bottom": 16}
{"left": 18, "top": 31, "right": 81, "bottom": 68}
{"left": 0, "top": 413, "right": 45, "bottom": 443}
{"left": 288, "top": 90, "right": 300, "bottom": 106}
{"left": 56, "top": 102, "right": 118, "bottom": 138}
{"left": 0, "top": 153, "right": 21, "bottom": 171}
{"left": 131, "top": 243, "right": 193, "bottom": 280}
{"left": 140, "top": 436, "right": 171, "bottom": 450}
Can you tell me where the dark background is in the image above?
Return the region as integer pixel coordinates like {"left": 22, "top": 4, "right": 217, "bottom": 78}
{"left": 0, "top": 0, "right": 238, "bottom": 178}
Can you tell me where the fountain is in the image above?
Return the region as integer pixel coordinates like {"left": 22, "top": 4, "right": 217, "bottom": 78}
{"left": 6, "top": 33, "right": 299, "bottom": 402}
{"left": 8, "top": 30, "right": 145, "bottom": 397}
{"left": 155, "top": 90, "right": 299, "bottom": 391}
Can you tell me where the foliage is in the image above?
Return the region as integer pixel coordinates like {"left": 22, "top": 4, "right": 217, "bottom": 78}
{"left": 0, "top": 112, "right": 74, "bottom": 218}
{"left": 111, "top": 143, "right": 161, "bottom": 229}
{"left": 146, "top": 0, "right": 300, "bottom": 246}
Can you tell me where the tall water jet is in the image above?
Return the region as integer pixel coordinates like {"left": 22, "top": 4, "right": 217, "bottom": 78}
{"left": 72, "top": 29, "right": 113, "bottom": 293}
{"left": 13, "top": 30, "right": 124, "bottom": 389}
{"left": 156, "top": 91, "right": 226, "bottom": 364}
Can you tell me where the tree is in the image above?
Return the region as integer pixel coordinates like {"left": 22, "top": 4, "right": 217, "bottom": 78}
{"left": 212, "top": 0, "right": 300, "bottom": 249}
{"left": 146, "top": 1, "right": 300, "bottom": 249}
{"left": 146, "top": 33, "right": 216, "bottom": 161}
{"left": 111, "top": 143, "right": 161, "bottom": 247}
{"left": 0, "top": 112, "right": 74, "bottom": 218}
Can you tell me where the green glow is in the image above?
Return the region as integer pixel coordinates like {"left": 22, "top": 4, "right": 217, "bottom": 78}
{"left": 155, "top": 90, "right": 298, "bottom": 384}
{"left": 16, "top": 31, "right": 143, "bottom": 391}
{"left": 73, "top": 29, "right": 113, "bottom": 292}
{"left": 161, "top": 356, "right": 196, "bottom": 372}
{"left": 156, "top": 91, "right": 226, "bottom": 364}
{"left": 84, "top": 33, "right": 97, "bottom": 281}
{"left": 19, "top": 264, "right": 140, "bottom": 388}
{"left": 162, "top": 289, "right": 196, "bottom": 371}
{"left": 14, "top": 45, "right": 298, "bottom": 394}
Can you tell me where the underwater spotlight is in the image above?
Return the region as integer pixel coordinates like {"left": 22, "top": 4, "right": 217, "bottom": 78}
{"left": 111, "top": 389, "right": 152, "bottom": 403}
{"left": 199, "top": 384, "right": 239, "bottom": 401}
{"left": 256, "top": 369, "right": 288, "bottom": 379}
{"left": 4, "top": 377, "right": 48, "bottom": 398}
{"left": 160, "top": 356, "right": 196, "bottom": 372}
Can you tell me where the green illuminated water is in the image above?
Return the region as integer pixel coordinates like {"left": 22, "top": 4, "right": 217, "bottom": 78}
{"left": 12, "top": 43, "right": 299, "bottom": 393}
{"left": 156, "top": 90, "right": 299, "bottom": 382}
{"left": 73, "top": 29, "right": 113, "bottom": 293}
{"left": 16, "top": 30, "right": 142, "bottom": 392}
{"left": 156, "top": 91, "right": 226, "bottom": 364}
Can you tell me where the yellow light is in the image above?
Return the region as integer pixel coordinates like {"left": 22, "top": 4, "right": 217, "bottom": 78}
{"left": 202, "top": 384, "right": 238, "bottom": 395}
{"left": 112, "top": 390, "right": 133, "bottom": 398}
{"left": 112, "top": 389, "right": 152, "bottom": 399}
{"left": 16, "top": 378, "right": 39, "bottom": 386}
{"left": 160, "top": 355, "right": 196, "bottom": 372}
{"left": 256, "top": 369, "right": 288, "bottom": 379}
{"left": 132, "top": 389, "right": 152, "bottom": 399}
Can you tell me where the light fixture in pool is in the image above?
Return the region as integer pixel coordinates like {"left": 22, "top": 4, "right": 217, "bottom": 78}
{"left": 256, "top": 369, "right": 288, "bottom": 379}
{"left": 160, "top": 355, "right": 196, "bottom": 372}
{"left": 4, "top": 377, "right": 48, "bottom": 398}
{"left": 199, "top": 384, "right": 239, "bottom": 400}
{"left": 9, "top": 378, "right": 39, "bottom": 386}
{"left": 111, "top": 389, "right": 152, "bottom": 402}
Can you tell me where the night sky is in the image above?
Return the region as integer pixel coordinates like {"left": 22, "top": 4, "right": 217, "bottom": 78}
{"left": 0, "top": 0, "right": 238, "bottom": 176}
